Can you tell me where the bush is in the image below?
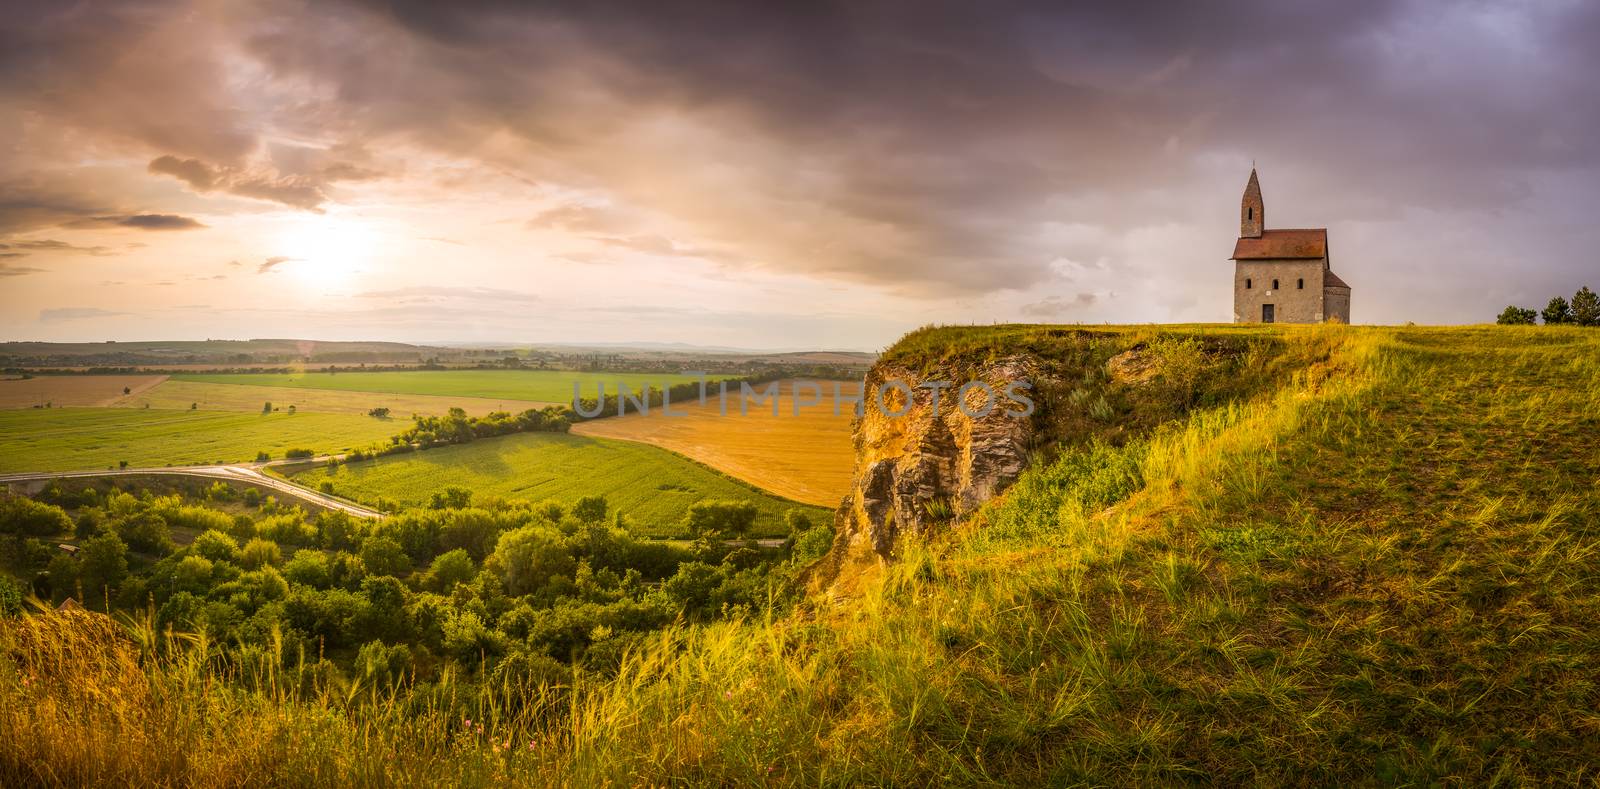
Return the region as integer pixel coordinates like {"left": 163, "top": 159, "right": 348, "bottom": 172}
{"left": 283, "top": 550, "right": 333, "bottom": 589}
{"left": 1497, "top": 305, "right": 1537, "bottom": 325}
{"left": 682, "top": 500, "right": 757, "bottom": 541}
{"left": 191, "top": 529, "right": 240, "bottom": 563}
{"left": 427, "top": 549, "right": 476, "bottom": 592}
{"left": 284, "top": 448, "right": 315, "bottom": 460}
{"left": 0, "top": 497, "right": 73, "bottom": 538}
{"left": 240, "top": 538, "right": 282, "bottom": 569}
{"left": 0, "top": 574, "right": 25, "bottom": 617}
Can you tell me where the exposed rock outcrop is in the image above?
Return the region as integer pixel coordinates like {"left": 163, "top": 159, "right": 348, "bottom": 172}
{"left": 815, "top": 355, "right": 1044, "bottom": 587}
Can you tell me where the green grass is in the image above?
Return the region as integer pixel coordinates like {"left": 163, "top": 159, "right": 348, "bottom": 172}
{"left": 173, "top": 370, "right": 727, "bottom": 403}
{"left": 288, "top": 431, "right": 828, "bottom": 537}
{"left": 5, "top": 325, "right": 1600, "bottom": 785}
{"left": 0, "top": 408, "right": 400, "bottom": 472}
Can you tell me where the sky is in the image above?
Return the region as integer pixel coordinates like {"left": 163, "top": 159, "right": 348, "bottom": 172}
{"left": 2, "top": 0, "right": 1598, "bottom": 350}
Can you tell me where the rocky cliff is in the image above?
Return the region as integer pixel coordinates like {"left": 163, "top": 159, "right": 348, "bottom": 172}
{"left": 813, "top": 353, "right": 1046, "bottom": 587}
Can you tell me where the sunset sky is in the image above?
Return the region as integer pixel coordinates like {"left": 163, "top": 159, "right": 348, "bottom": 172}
{"left": 3, "top": 1, "right": 1598, "bottom": 349}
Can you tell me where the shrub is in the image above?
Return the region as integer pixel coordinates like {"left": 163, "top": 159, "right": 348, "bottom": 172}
{"left": 240, "top": 538, "right": 282, "bottom": 569}
{"left": 284, "top": 448, "right": 315, "bottom": 460}
{"left": 0, "top": 574, "right": 22, "bottom": 617}
{"left": 191, "top": 529, "right": 240, "bottom": 563}
{"left": 0, "top": 497, "right": 73, "bottom": 537}
{"left": 427, "top": 549, "right": 476, "bottom": 592}
{"left": 283, "top": 550, "right": 333, "bottom": 589}
{"left": 1497, "top": 305, "right": 1537, "bottom": 325}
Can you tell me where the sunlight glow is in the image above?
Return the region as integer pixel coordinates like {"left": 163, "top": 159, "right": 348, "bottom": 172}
{"left": 272, "top": 215, "right": 377, "bottom": 290}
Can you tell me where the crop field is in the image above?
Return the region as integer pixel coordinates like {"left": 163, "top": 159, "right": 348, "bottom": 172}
{"left": 0, "top": 408, "right": 401, "bottom": 472}
{"left": 173, "top": 369, "right": 726, "bottom": 403}
{"left": 288, "top": 431, "right": 830, "bottom": 537}
{"left": 0, "top": 374, "right": 166, "bottom": 409}
{"left": 119, "top": 378, "right": 554, "bottom": 417}
{"left": 571, "top": 379, "right": 858, "bottom": 506}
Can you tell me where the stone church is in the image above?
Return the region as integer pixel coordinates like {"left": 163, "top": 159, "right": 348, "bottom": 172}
{"left": 1231, "top": 169, "right": 1350, "bottom": 323}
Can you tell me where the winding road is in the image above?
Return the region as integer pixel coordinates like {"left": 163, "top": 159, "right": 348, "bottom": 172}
{"left": 0, "top": 460, "right": 386, "bottom": 519}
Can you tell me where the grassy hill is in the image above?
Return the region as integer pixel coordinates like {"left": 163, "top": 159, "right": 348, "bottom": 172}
{"left": 285, "top": 431, "right": 829, "bottom": 537}
{"left": 4, "top": 325, "right": 1598, "bottom": 785}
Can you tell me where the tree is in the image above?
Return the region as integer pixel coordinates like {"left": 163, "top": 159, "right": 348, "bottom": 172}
{"left": 1542, "top": 296, "right": 1573, "bottom": 325}
{"left": 46, "top": 553, "right": 78, "bottom": 602}
{"left": 0, "top": 497, "right": 73, "bottom": 537}
{"left": 287, "top": 405, "right": 297, "bottom": 415}
{"left": 78, "top": 533, "right": 130, "bottom": 606}
{"left": 240, "top": 538, "right": 282, "bottom": 569}
{"left": 360, "top": 535, "right": 410, "bottom": 578}
{"left": 117, "top": 511, "right": 175, "bottom": 554}
{"left": 255, "top": 451, "right": 271, "bottom": 463}
{"left": 192, "top": 529, "right": 240, "bottom": 563}
{"left": 682, "top": 500, "right": 759, "bottom": 541}
{"left": 428, "top": 486, "right": 472, "bottom": 510}
{"left": 1496, "top": 305, "right": 1537, "bottom": 325}
{"left": 1573, "top": 286, "right": 1600, "bottom": 327}
{"left": 190, "top": 402, "right": 198, "bottom": 410}
{"left": 262, "top": 401, "right": 273, "bottom": 414}
{"left": 123, "top": 386, "right": 131, "bottom": 395}
{"left": 368, "top": 407, "right": 391, "bottom": 419}
{"left": 428, "top": 548, "right": 476, "bottom": 591}
{"left": 283, "top": 550, "right": 333, "bottom": 588}
{"left": 572, "top": 495, "right": 608, "bottom": 524}
{"left": 491, "top": 525, "right": 575, "bottom": 597}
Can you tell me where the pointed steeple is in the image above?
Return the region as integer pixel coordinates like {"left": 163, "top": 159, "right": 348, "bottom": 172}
{"left": 1241, "top": 168, "right": 1264, "bottom": 238}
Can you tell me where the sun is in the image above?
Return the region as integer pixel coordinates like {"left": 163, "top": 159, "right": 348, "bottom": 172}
{"left": 272, "top": 214, "right": 377, "bottom": 290}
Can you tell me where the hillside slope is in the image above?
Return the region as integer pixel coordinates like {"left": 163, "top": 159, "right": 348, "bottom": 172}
{"left": 3, "top": 325, "right": 1598, "bottom": 785}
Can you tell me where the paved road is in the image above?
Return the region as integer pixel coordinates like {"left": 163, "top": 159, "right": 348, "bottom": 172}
{"left": 1, "top": 463, "right": 792, "bottom": 545}
{"left": 0, "top": 461, "right": 385, "bottom": 520}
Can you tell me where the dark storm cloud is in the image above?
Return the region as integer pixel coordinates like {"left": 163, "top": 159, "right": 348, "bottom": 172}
{"left": 232, "top": 0, "right": 1600, "bottom": 295}
{"left": 4, "top": 1, "right": 1600, "bottom": 317}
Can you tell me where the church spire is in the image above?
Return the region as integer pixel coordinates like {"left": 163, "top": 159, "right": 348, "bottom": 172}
{"left": 1241, "top": 167, "right": 1264, "bottom": 238}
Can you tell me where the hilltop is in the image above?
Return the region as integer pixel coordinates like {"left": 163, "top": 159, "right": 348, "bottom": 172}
{"left": 3, "top": 324, "right": 1598, "bottom": 785}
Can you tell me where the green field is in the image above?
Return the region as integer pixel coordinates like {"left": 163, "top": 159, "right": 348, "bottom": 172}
{"left": 289, "top": 430, "right": 829, "bottom": 537}
{"left": 0, "top": 408, "right": 401, "bottom": 472}
{"left": 173, "top": 370, "right": 724, "bottom": 403}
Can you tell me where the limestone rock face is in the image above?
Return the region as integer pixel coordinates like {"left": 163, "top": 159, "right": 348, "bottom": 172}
{"left": 819, "top": 355, "right": 1042, "bottom": 582}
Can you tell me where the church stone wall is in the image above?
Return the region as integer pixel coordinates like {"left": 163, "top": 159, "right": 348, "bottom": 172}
{"left": 1324, "top": 287, "right": 1351, "bottom": 323}
{"left": 1233, "top": 259, "right": 1328, "bottom": 323}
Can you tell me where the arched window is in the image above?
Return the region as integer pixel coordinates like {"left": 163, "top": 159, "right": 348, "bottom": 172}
{"left": 1245, "top": 278, "right": 1252, "bottom": 289}
{"left": 1272, "top": 279, "right": 1279, "bottom": 289}
{"left": 1297, "top": 278, "right": 1304, "bottom": 289}
{"left": 1248, "top": 207, "right": 1253, "bottom": 220}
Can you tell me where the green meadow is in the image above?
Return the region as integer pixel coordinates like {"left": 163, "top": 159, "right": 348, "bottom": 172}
{"left": 288, "top": 431, "right": 828, "bottom": 537}
{"left": 0, "top": 409, "right": 399, "bottom": 472}
{"left": 173, "top": 369, "right": 725, "bottom": 404}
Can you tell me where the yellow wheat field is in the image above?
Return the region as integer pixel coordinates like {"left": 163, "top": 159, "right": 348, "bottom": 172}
{"left": 571, "top": 379, "right": 858, "bottom": 507}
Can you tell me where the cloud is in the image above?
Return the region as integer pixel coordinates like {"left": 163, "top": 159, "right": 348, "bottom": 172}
{"left": 257, "top": 256, "right": 298, "bottom": 273}
{"left": 98, "top": 213, "right": 208, "bottom": 231}
{"left": 0, "top": 239, "right": 116, "bottom": 257}
{"left": 149, "top": 155, "right": 328, "bottom": 212}
{"left": 39, "top": 307, "right": 128, "bottom": 322}
{"left": 1021, "top": 293, "right": 1099, "bottom": 317}
{"left": 0, "top": 263, "right": 46, "bottom": 277}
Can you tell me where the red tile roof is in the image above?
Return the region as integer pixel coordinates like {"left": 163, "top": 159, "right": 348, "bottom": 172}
{"left": 1324, "top": 270, "right": 1350, "bottom": 289}
{"left": 1231, "top": 228, "right": 1327, "bottom": 260}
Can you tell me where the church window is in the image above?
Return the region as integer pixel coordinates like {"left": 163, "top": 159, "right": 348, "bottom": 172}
{"left": 1297, "top": 278, "right": 1304, "bottom": 289}
{"left": 1248, "top": 207, "right": 1253, "bottom": 220}
{"left": 1272, "top": 279, "right": 1279, "bottom": 289}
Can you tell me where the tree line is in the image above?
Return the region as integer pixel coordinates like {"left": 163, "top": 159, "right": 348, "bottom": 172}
{"left": 1498, "top": 285, "right": 1598, "bottom": 326}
